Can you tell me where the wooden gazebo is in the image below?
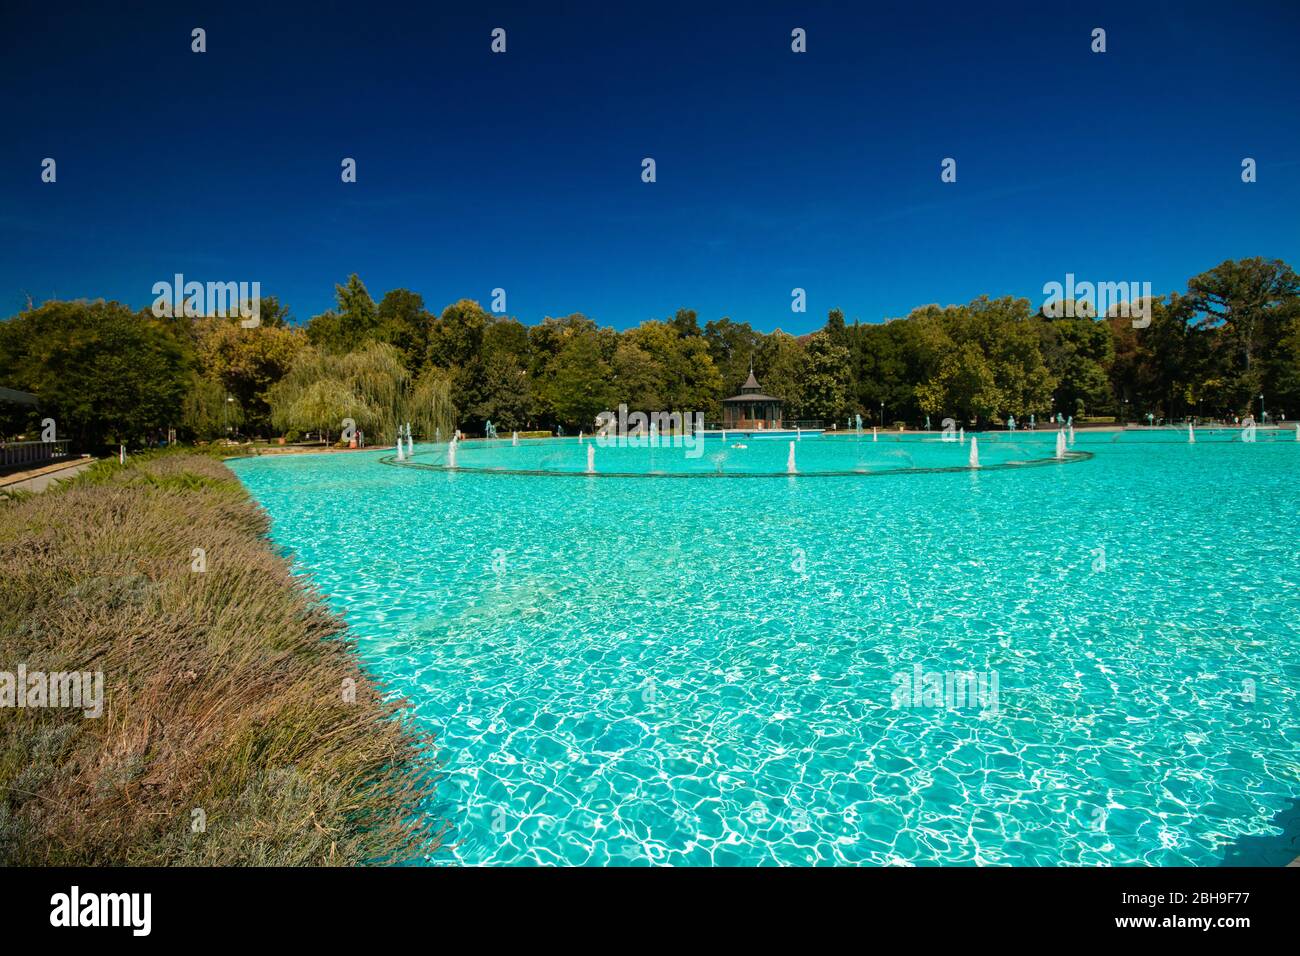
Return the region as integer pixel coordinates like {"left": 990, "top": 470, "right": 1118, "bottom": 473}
{"left": 721, "top": 370, "right": 783, "bottom": 429}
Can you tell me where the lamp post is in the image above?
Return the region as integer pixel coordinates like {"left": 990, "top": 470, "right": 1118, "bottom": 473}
{"left": 1260, "top": 393, "right": 1266, "bottom": 424}
{"left": 879, "top": 401, "right": 884, "bottom": 427}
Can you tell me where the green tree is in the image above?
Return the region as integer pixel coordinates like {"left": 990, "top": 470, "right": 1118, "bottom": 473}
{"left": 427, "top": 299, "right": 492, "bottom": 426}
{"left": 197, "top": 318, "right": 304, "bottom": 434}
{"left": 703, "top": 317, "right": 760, "bottom": 395}
{"left": 1037, "top": 316, "right": 1115, "bottom": 418}
{"left": 375, "top": 289, "right": 433, "bottom": 370}
{"left": 798, "top": 331, "right": 852, "bottom": 423}
{"left": 754, "top": 332, "right": 808, "bottom": 419}
{"left": 540, "top": 328, "right": 615, "bottom": 430}
{"left": 306, "top": 274, "right": 380, "bottom": 354}
{"left": 268, "top": 342, "right": 453, "bottom": 443}
{"left": 0, "top": 300, "right": 190, "bottom": 450}
{"left": 1188, "top": 258, "right": 1300, "bottom": 407}
{"left": 611, "top": 337, "right": 666, "bottom": 411}
{"left": 623, "top": 319, "right": 723, "bottom": 414}
{"left": 181, "top": 373, "right": 242, "bottom": 441}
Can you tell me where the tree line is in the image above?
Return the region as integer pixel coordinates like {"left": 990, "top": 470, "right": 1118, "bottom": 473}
{"left": 1, "top": 257, "right": 1296, "bottom": 451}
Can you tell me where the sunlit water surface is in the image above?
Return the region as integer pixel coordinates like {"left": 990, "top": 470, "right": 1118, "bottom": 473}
{"left": 229, "top": 429, "right": 1300, "bottom": 865}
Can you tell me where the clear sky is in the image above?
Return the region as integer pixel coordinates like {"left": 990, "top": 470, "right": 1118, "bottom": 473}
{"left": 2, "top": 1, "right": 1297, "bottom": 332}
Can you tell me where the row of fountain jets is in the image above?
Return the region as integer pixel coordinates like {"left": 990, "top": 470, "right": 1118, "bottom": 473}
{"left": 394, "top": 423, "right": 523, "bottom": 466}
{"left": 395, "top": 418, "right": 1296, "bottom": 474}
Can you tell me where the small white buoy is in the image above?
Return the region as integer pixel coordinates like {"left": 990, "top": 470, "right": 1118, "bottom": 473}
{"left": 787, "top": 441, "right": 797, "bottom": 474}
{"left": 969, "top": 436, "right": 980, "bottom": 469}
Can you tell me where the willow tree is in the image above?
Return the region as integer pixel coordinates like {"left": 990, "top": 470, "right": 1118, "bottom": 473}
{"left": 269, "top": 342, "right": 455, "bottom": 443}
{"left": 182, "top": 373, "right": 243, "bottom": 441}
{"left": 407, "top": 367, "right": 456, "bottom": 440}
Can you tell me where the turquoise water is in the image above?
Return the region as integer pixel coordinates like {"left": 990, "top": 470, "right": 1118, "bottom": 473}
{"left": 229, "top": 429, "right": 1300, "bottom": 865}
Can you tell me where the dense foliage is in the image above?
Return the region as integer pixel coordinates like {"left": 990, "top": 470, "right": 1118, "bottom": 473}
{"left": 2, "top": 258, "right": 1297, "bottom": 450}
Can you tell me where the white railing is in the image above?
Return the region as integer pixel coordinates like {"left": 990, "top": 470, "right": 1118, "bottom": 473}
{"left": 0, "top": 439, "right": 71, "bottom": 472}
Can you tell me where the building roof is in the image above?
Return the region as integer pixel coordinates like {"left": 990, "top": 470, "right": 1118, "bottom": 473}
{"left": 721, "top": 392, "right": 782, "bottom": 403}
{"left": 721, "top": 370, "right": 782, "bottom": 404}
{"left": 0, "top": 386, "right": 38, "bottom": 406}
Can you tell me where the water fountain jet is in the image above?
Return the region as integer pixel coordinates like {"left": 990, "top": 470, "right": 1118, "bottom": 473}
{"left": 587, "top": 444, "right": 596, "bottom": 474}
{"left": 969, "top": 436, "right": 980, "bottom": 469}
{"left": 787, "top": 441, "right": 797, "bottom": 474}
{"left": 1055, "top": 430, "right": 1066, "bottom": 460}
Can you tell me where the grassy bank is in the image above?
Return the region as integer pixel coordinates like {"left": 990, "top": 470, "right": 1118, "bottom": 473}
{"left": 0, "top": 451, "right": 443, "bottom": 865}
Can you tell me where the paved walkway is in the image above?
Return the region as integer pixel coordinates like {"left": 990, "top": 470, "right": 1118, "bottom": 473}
{"left": 0, "top": 457, "right": 96, "bottom": 494}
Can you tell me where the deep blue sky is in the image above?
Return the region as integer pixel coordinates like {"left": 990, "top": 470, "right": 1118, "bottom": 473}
{"left": 2, "top": 1, "right": 1297, "bottom": 332}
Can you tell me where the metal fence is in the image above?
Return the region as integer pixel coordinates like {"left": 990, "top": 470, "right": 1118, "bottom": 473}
{"left": 0, "top": 439, "right": 71, "bottom": 473}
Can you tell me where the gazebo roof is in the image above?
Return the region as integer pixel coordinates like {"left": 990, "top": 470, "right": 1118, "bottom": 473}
{"left": 722, "top": 368, "right": 782, "bottom": 403}
{"left": 721, "top": 392, "right": 782, "bottom": 403}
{"left": 0, "top": 386, "right": 38, "bottom": 406}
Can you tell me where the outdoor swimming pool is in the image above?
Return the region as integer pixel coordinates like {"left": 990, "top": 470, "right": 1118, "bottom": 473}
{"left": 229, "top": 429, "right": 1300, "bottom": 865}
